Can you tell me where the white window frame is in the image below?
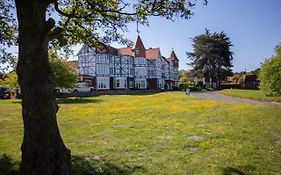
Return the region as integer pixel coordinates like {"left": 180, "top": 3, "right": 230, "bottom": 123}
{"left": 135, "top": 79, "right": 146, "bottom": 89}
{"left": 114, "top": 77, "right": 127, "bottom": 89}
{"left": 97, "top": 77, "right": 109, "bottom": 90}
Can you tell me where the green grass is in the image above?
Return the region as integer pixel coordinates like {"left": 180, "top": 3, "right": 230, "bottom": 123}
{"left": 1, "top": 92, "right": 281, "bottom": 174}
{"left": 221, "top": 89, "right": 281, "bottom": 103}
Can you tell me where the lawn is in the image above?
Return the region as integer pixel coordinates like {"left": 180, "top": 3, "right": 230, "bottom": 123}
{"left": 221, "top": 89, "right": 281, "bottom": 103}
{"left": 0, "top": 92, "right": 281, "bottom": 174}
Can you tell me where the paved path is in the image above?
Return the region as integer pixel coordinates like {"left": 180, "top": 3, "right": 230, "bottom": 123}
{"left": 190, "top": 91, "right": 279, "bottom": 105}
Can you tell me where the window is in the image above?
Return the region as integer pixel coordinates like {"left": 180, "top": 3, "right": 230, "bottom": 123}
{"left": 84, "top": 67, "right": 89, "bottom": 74}
{"left": 97, "top": 64, "right": 109, "bottom": 74}
{"left": 97, "top": 77, "right": 109, "bottom": 89}
{"left": 114, "top": 78, "right": 127, "bottom": 89}
{"left": 135, "top": 49, "right": 140, "bottom": 56}
{"left": 135, "top": 57, "right": 146, "bottom": 64}
{"left": 115, "top": 69, "right": 120, "bottom": 74}
{"left": 96, "top": 54, "right": 108, "bottom": 63}
{"left": 129, "top": 81, "right": 133, "bottom": 88}
{"left": 116, "top": 79, "right": 120, "bottom": 88}
{"left": 85, "top": 80, "right": 92, "bottom": 86}
{"left": 135, "top": 79, "right": 146, "bottom": 89}
{"left": 129, "top": 68, "right": 133, "bottom": 75}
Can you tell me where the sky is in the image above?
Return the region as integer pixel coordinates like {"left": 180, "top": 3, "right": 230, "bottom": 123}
{"left": 102, "top": 0, "right": 281, "bottom": 72}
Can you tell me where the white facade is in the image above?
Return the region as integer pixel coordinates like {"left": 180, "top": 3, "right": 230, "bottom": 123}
{"left": 134, "top": 57, "right": 148, "bottom": 81}
{"left": 147, "top": 60, "right": 156, "bottom": 79}
{"left": 77, "top": 36, "right": 179, "bottom": 90}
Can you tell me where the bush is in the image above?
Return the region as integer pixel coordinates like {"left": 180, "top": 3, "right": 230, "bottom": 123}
{"left": 179, "top": 82, "right": 188, "bottom": 90}
{"left": 259, "top": 53, "right": 281, "bottom": 96}
{"left": 196, "top": 81, "right": 204, "bottom": 88}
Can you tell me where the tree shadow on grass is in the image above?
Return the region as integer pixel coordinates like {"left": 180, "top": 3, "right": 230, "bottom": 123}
{"left": 72, "top": 155, "right": 145, "bottom": 175}
{"left": 11, "top": 98, "right": 102, "bottom": 105}
{"left": 56, "top": 98, "right": 102, "bottom": 104}
{"left": 0, "top": 154, "right": 145, "bottom": 175}
{"left": 221, "top": 165, "right": 256, "bottom": 175}
{"left": 0, "top": 154, "right": 19, "bottom": 175}
{"left": 126, "top": 90, "right": 165, "bottom": 96}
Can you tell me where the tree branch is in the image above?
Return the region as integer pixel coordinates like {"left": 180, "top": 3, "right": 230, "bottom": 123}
{"left": 54, "top": 1, "right": 96, "bottom": 19}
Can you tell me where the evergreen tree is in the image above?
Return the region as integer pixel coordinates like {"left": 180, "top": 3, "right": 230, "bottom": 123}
{"left": 187, "top": 29, "right": 233, "bottom": 87}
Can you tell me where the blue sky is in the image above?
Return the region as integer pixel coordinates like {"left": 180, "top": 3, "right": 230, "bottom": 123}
{"left": 107, "top": 0, "right": 281, "bottom": 72}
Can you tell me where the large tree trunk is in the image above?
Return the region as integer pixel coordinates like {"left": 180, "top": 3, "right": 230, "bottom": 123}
{"left": 15, "top": 0, "right": 74, "bottom": 174}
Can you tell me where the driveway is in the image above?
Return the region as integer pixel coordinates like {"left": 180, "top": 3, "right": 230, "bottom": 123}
{"left": 190, "top": 91, "right": 278, "bottom": 105}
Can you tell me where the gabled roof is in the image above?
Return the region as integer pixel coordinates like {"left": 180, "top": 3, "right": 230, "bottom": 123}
{"left": 77, "top": 35, "right": 179, "bottom": 67}
{"left": 169, "top": 50, "right": 179, "bottom": 61}
{"left": 132, "top": 35, "right": 145, "bottom": 50}
{"left": 132, "top": 35, "right": 146, "bottom": 57}
{"left": 118, "top": 47, "right": 134, "bottom": 57}
{"left": 146, "top": 48, "right": 160, "bottom": 60}
{"left": 77, "top": 43, "right": 118, "bottom": 56}
{"left": 97, "top": 45, "right": 118, "bottom": 56}
{"left": 168, "top": 50, "right": 179, "bottom": 67}
{"left": 162, "top": 56, "right": 170, "bottom": 64}
{"left": 76, "top": 45, "right": 88, "bottom": 56}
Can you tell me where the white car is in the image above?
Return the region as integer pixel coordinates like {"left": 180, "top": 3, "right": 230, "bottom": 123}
{"left": 72, "top": 82, "right": 94, "bottom": 93}
{"left": 54, "top": 87, "right": 70, "bottom": 94}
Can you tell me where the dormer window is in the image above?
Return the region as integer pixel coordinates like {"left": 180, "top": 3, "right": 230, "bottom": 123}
{"left": 135, "top": 49, "right": 140, "bottom": 56}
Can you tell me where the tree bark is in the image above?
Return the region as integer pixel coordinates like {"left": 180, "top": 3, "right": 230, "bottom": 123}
{"left": 15, "top": 0, "right": 74, "bottom": 174}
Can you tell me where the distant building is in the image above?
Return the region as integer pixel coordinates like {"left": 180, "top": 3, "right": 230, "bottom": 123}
{"left": 67, "top": 60, "right": 79, "bottom": 71}
{"left": 244, "top": 74, "right": 259, "bottom": 89}
{"left": 77, "top": 35, "right": 179, "bottom": 90}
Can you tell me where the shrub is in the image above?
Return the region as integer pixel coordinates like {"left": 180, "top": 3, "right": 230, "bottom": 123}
{"left": 196, "top": 81, "right": 204, "bottom": 88}
{"left": 259, "top": 52, "right": 281, "bottom": 96}
{"left": 179, "top": 82, "right": 189, "bottom": 90}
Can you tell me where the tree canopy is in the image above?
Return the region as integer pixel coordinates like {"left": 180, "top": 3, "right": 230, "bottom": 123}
{"left": 187, "top": 29, "right": 233, "bottom": 87}
{"left": 0, "top": 71, "right": 19, "bottom": 89}
{"left": 259, "top": 44, "right": 281, "bottom": 96}
{"left": 0, "top": 52, "right": 78, "bottom": 90}
{"left": 1, "top": 0, "right": 207, "bottom": 58}
{"left": 49, "top": 51, "right": 78, "bottom": 88}
{"left": 1, "top": 0, "right": 207, "bottom": 174}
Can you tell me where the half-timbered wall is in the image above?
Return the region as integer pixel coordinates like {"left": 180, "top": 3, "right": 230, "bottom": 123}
{"left": 77, "top": 43, "right": 179, "bottom": 90}
{"left": 147, "top": 60, "right": 156, "bottom": 78}
{"left": 110, "top": 55, "right": 134, "bottom": 78}
{"left": 134, "top": 57, "right": 147, "bottom": 79}
{"left": 163, "top": 61, "right": 169, "bottom": 80}
{"left": 155, "top": 55, "right": 161, "bottom": 79}
{"left": 96, "top": 54, "right": 110, "bottom": 76}
{"left": 78, "top": 45, "right": 96, "bottom": 76}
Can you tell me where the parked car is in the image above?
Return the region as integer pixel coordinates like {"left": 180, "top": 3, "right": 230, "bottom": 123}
{"left": 0, "top": 87, "right": 10, "bottom": 99}
{"left": 72, "top": 82, "right": 94, "bottom": 93}
{"left": 54, "top": 87, "right": 70, "bottom": 98}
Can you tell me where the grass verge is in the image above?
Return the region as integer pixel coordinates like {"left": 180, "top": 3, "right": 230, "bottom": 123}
{"left": 1, "top": 92, "right": 281, "bottom": 174}
{"left": 221, "top": 89, "right": 281, "bottom": 103}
